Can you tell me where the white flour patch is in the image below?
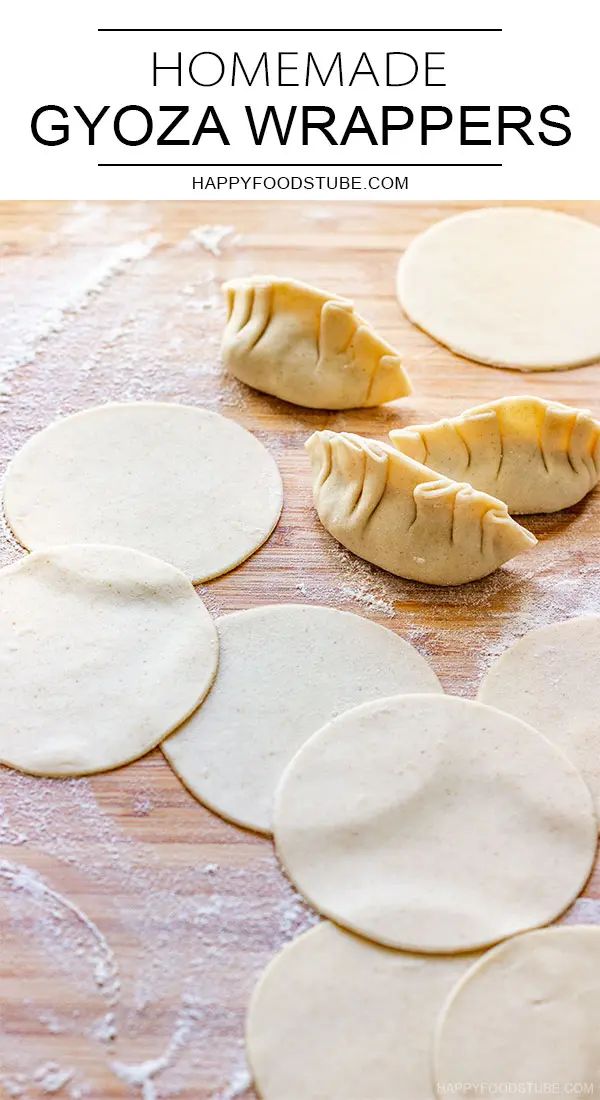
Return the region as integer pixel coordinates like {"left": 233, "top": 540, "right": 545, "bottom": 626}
{"left": 0, "top": 860, "right": 120, "bottom": 1008}
{"left": 0, "top": 234, "right": 160, "bottom": 403}
{"left": 132, "top": 793, "right": 154, "bottom": 817}
{"left": 180, "top": 225, "right": 238, "bottom": 256}
{"left": 212, "top": 1063, "right": 252, "bottom": 1100}
{"left": 0, "top": 797, "right": 27, "bottom": 845}
{"left": 0, "top": 1075, "right": 27, "bottom": 1097}
{"left": 325, "top": 544, "right": 396, "bottom": 618}
{"left": 33, "top": 1061, "right": 74, "bottom": 1093}
{"left": 90, "top": 1011, "right": 117, "bottom": 1043}
{"left": 561, "top": 896, "right": 600, "bottom": 925}
{"left": 0, "top": 772, "right": 315, "bottom": 1098}
{"left": 339, "top": 582, "right": 395, "bottom": 617}
{"left": 110, "top": 994, "right": 201, "bottom": 1100}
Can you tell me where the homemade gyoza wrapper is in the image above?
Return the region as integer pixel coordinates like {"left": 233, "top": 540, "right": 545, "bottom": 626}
{"left": 222, "top": 276, "right": 411, "bottom": 409}
{"left": 390, "top": 396, "right": 600, "bottom": 514}
{"left": 306, "top": 430, "right": 536, "bottom": 585}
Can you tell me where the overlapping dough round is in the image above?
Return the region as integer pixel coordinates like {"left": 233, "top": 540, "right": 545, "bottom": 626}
{"left": 162, "top": 604, "right": 442, "bottom": 834}
{"left": 397, "top": 207, "right": 600, "bottom": 370}
{"left": 435, "top": 927, "right": 600, "bottom": 1098}
{"left": 247, "top": 921, "right": 479, "bottom": 1100}
{"left": 478, "top": 616, "right": 600, "bottom": 819}
{"left": 3, "top": 402, "right": 283, "bottom": 582}
{"left": 274, "top": 695, "right": 596, "bottom": 953}
{"left": 0, "top": 545, "right": 218, "bottom": 776}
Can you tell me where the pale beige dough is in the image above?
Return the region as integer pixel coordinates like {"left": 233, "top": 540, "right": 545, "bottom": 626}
{"left": 247, "top": 921, "right": 480, "bottom": 1100}
{"left": 222, "top": 275, "right": 411, "bottom": 409}
{"left": 274, "top": 695, "right": 596, "bottom": 953}
{"left": 435, "top": 927, "right": 600, "bottom": 1098}
{"left": 3, "top": 402, "right": 283, "bottom": 582}
{"left": 479, "top": 616, "right": 600, "bottom": 820}
{"left": 0, "top": 545, "right": 218, "bottom": 777}
{"left": 397, "top": 207, "right": 600, "bottom": 370}
{"left": 162, "top": 604, "right": 441, "bottom": 834}
{"left": 306, "top": 430, "right": 536, "bottom": 585}
{"left": 390, "top": 395, "right": 600, "bottom": 514}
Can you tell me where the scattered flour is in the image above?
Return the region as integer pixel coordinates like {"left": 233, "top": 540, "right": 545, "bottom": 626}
{"left": 33, "top": 1061, "right": 74, "bottom": 1093}
{"left": 111, "top": 993, "right": 206, "bottom": 1100}
{"left": 0, "top": 234, "right": 160, "bottom": 400}
{"left": 562, "top": 896, "right": 600, "bottom": 925}
{"left": 0, "top": 1062, "right": 76, "bottom": 1097}
{"left": 212, "top": 1064, "right": 252, "bottom": 1100}
{"left": 132, "top": 793, "right": 154, "bottom": 817}
{"left": 0, "top": 860, "right": 120, "bottom": 1007}
{"left": 180, "top": 225, "right": 238, "bottom": 256}
{"left": 340, "top": 582, "right": 395, "bottom": 617}
{"left": 0, "top": 200, "right": 598, "bottom": 1099}
{"left": 0, "top": 797, "right": 27, "bottom": 845}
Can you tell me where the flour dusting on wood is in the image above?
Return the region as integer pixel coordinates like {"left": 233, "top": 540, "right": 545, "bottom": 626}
{"left": 0, "top": 200, "right": 598, "bottom": 1098}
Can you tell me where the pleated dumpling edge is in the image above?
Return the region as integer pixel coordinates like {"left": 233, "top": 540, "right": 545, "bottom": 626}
{"left": 221, "top": 275, "right": 411, "bottom": 410}
{"left": 306, "top": 430, "right": 537, "bottom": 585}
{"left": 389, "top": 395, "right": 600, "bottom": 514}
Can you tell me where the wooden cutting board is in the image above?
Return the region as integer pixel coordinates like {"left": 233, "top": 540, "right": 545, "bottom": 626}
{"left": 0, "top": 199, "right": 598, "bottom": 1100}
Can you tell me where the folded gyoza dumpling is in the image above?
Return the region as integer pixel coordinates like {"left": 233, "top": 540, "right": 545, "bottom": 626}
{"left": 389, "top": 396, "right": 600, "bottom": 514}
{"left": 306, "top": 430, "right": 536, "bottom": 585}
{"left": 221, "top": 276, "right": 411, "bottom": 409}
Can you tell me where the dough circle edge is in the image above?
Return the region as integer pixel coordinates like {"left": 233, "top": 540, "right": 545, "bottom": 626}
{"left": 273, "top": 693, "right": 597, "bottom": 953}
{"left": 477, "top": 615, "right": 600, "bottom": 824}
{"left": 0, "top": 543, "right": 219, "bottom": 777}
{"left": 433, "top": 925, "right": 600, "bottom": 1096}
{"left": 161, "top": 603, "right": 443, "bottom": 836}
{"left": 246, "top": 920, "right": 480, "bottom": 1100}
{"left": 397, "top": 207, "right": 600, "bottom": 371}
{"left": 3, "top": 402, "right": 284, "bottom": 583}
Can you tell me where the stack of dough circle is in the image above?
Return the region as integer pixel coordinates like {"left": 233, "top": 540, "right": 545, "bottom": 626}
{"left": 3, "top": 402, "right": 283, "bottom": 582}
{"left": 397, "top": 207, "right": 600, "bottom": 370}
{"left": 162, "top": 604, "right": 442, "bottom": 834}
{"left": 435, "top": 926, "right": 600, "bottom": 1097}
{"left": 247, "top": 921, "right": 480, "bottom": 1100}
{"left": 0, "top": 544, "right": 218, "bottom": 776}
{"left": 273, "top": 694, "right": 597, "bottom": 953}
{"left": 478, "top": 616, "right": 600, "bottom": 821}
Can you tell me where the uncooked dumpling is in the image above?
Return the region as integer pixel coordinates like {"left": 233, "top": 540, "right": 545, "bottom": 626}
{"left": 397, "top": 207, "right": 600, "bottom": 370}
{"left": 390, "top": 396, "right": 600, "bottom": 513}
{"left": 435, "top": 927, "right": 600, "bottom": 1098}
{"left": 162, "top": 604, "right": 441, "bottom": 834}
{"left": 221, "top": 275, "right": 411, "bottom": 409}
{"left": 247, "top": 921, "right": 480, "bottom": 1100}
{"left": 478, "top": 616, "right": 600, "bottom": 819}
{"left": 3, "top": 402, "right": 283, "bottom": 582}
{"left": 306, "top": 430, "right": 536, "bottom": 585}
{"left": 273, "top": 694, "right": 597, "bottom": 953}
{"left": 0, "top": 545, "right": 218, "bottom": 776}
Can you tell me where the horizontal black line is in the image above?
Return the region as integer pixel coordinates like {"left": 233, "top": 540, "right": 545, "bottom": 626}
{"left": 98, "top": 162, "right": 504, "bottom": 168}
{"left": 97, "top": 27, "right": 503, "bottom": 33}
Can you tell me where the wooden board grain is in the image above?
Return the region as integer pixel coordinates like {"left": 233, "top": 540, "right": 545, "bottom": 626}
{"left": 0, "top": 199, "right": 598, "bottom": 1100}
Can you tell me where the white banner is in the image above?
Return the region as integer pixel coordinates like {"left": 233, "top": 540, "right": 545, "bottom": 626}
{"left": 1, "top": 0, "right": 598, "bottom": 200}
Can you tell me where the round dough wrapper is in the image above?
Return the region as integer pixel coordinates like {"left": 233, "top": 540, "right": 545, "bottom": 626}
{"left": 162, "top": 604, "right": 442, "bottom": 835}
{"left": 0, "top": 545, "right": 218, "bottom": 776}
{"left": 274, "top": 695, "right": 597, "bottom": 953}
{"left": 397, "top": 207, "right": 600, "bottom": 370}
{"left": 3, "top": 403, "right": 283, "bottom": 582}
{"left": 247, "top": 921, "right": 480, "bottom": 1100}
{"left": 435, "top": 927, "right": 600, "bottom": 1098}
{"left": 478, "top": 617, "right": 600, "bottom": 822}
